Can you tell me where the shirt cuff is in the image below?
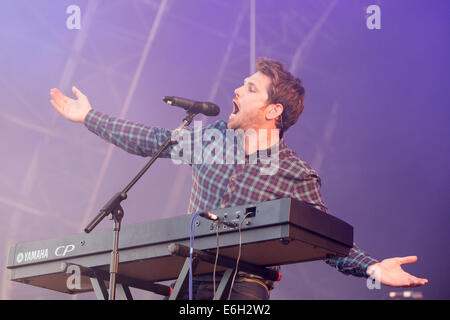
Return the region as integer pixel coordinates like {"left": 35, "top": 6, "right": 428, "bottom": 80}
{"left": 84, "top": 109, "right": 102, "bottom": 132}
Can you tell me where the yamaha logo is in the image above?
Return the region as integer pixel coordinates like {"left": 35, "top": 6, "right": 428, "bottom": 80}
{"left": 15, "top": 244, "right": 75, "bottom": 264}
{"left": 16, "top": 249, "right": 49, "bottom": 264}
{"left": 16, "top": 252, "right": 24, "bottom": 264}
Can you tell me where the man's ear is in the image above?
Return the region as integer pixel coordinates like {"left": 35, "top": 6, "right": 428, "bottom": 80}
{"left": 265, "top": 103, "right": 283, "bottom": 120}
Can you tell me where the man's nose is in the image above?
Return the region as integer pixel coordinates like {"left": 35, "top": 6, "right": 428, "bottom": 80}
{"left": 234, "top": 86, "right": 242, "bottom": 97}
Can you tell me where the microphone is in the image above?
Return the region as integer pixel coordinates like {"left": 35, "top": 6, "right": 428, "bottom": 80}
{"left": 163, "top": 96, "right": 220, "bottom": 116}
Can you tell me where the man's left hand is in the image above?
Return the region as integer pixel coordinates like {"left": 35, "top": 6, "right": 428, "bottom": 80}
{"left": 367, "top": 256, "right": 428, "bottom": 288}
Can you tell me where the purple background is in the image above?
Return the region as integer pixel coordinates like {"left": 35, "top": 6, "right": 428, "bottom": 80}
{"left": 0, "top": 0, "right": 448, "bottom": 300}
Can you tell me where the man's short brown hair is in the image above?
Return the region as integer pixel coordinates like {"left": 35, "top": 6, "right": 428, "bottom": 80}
{"left": 256, "top": 57, "right": 306, "bottom": 136}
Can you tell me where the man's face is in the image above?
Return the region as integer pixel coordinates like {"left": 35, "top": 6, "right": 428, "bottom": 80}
{"left": 227, "top": 71, "right": 272, "bottom": 131}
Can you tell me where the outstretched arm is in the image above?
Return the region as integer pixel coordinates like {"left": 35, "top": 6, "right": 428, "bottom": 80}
{"left": 367, "top": 256, "right": 428, "bottom": 288}
{"left": 49, "top": 86, "right": 191, "bottom": 160}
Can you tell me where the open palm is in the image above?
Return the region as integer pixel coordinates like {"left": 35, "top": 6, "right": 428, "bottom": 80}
{"left": 368, "top": 256, "right": 428, "bottom": 288}
{"left": 50, "top": 86, "right": 92, "bottom": 123}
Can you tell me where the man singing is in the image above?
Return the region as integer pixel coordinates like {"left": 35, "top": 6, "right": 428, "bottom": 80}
{"left": 50, "top": 57, "right": 428, "bottom": 300}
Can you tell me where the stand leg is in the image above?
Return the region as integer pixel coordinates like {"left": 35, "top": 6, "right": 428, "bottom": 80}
{"left": 214, "top": 268, "right": 235, "bottom": 300}
{"left": 90, "top": 277, "right": 109, "bottom": 300}
{"left": 169, "top": 257, "right": 199, "bottom": 300}
{"left": 116, "top": 283, "right": 133, "bottom": 300}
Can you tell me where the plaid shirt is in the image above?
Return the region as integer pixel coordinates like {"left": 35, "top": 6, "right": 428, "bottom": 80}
{"left": 85, "top": 110, "right": 378, "bottom": 284}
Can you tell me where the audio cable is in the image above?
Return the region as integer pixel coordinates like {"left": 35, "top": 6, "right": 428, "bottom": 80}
{"left": 227, "top": 211, "right": 253, "bottom": 300}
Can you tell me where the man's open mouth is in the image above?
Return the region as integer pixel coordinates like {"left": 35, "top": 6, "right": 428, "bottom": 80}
{"left": 232, "top": 100, "right": 240, "bottom": 115}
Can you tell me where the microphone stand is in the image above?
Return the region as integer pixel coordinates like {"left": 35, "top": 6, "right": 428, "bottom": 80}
{"left": 84, "top": 111, "right": 198, "bottom": 300}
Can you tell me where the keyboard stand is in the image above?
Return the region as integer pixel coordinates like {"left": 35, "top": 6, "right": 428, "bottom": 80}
{"left": 168, "top": 243, "right": 280, "bottom": 300}
{"left": 60, "top": 262, "right": 171, "bottom": 300}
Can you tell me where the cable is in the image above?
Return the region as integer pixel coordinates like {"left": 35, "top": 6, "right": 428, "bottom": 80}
{"left": 212, "top": 222, "right": 220, "bottom": 300}
{"left": 227, "top": 211, "right": 253, "bottom": 300}
{"left": 189, "top": 211, "right": 202, "bottom": 300}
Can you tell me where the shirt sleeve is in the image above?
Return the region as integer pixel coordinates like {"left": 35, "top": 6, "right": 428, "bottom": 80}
{"left": 292, "top": 173, "right": 379, "bottom": 277}
{"left": 84, "top": 109, "right": 176, "bottom": 158}
{"left": 325, "top": 244, "right": 379, "bottom": 277}
{"left": 291, "top": 173, "right": 328, "bottom": 212}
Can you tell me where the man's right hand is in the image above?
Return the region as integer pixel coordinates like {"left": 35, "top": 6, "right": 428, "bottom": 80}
{"left": 50, "top": 86, "right": 92, "bottom": 123}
